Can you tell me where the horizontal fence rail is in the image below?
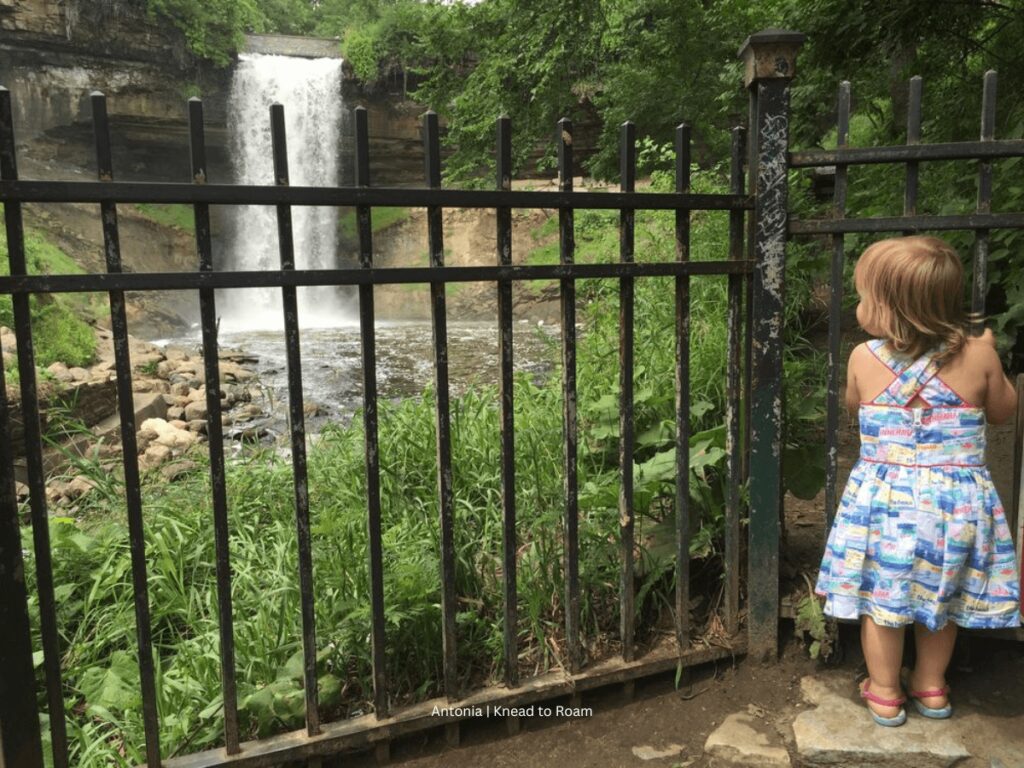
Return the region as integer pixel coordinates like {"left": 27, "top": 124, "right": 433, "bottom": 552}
{"left": 0, "top": 68, "right": 790, "bottom": 766}
{"left": 0, "top": 261, "right": 753, "bottom": 294}
{"left": 0, "top": 180, "right": 752, "bottom": 211}
{"left": 788, "top": 212, "right": 1024, "bottom": 235}
{"left": 788, "top": 138, "right": 1024, "bottom": 167}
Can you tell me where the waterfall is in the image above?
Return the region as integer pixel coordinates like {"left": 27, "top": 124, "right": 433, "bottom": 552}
{"left": 222, "top": 53, "right": 347, "bottom": 330}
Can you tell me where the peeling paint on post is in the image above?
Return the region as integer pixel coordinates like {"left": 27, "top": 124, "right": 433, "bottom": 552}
{"left": 739, "top": 29, "right": 803, "bottom": 661}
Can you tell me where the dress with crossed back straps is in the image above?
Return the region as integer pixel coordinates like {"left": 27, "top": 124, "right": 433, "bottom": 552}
{"left": 815, "top": 339, "right": 1020, "bottom": 630}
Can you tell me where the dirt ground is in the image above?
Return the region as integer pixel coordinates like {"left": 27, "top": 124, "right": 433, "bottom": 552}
{"left": 329, "top": 627, "right": 1024, "bottom": 768}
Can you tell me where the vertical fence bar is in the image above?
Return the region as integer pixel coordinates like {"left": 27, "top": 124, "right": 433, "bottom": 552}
{"left": 971, "top": 70, "right": 996, "bottom": 335}
{"left": 0, "top": 352, "right": 45, "bottom": 768}
{"left": 187, "top": 98, "right": 240, "bottom": 755}
{"left": 1014, "top": 376, "right": 1023, "bottom": 557}
{"left": 902, "top": 76, "right": 922, "bottom": 235}
{"left": 739, "top": 31, "right": 803, "bottom": 660}
{"left": 91, "top": 92, "right": 162, "bottom": 765}
{"left": 673, "top": 123, "right": 692, "bottom": 650}
{"left": 0, "top": 85, "right": 48, "bottom": 768}
{"left": 422, "top": 112, "right": 459, "bottom": 705}
{"left": 558, "top": 117, "right": 581, "bottom": 673}
{"left": 496, "top": 115, "right": 519, "bottom": 691}
{"left": 618, "top": 121, "right": 636, "bottom": 662}
{"left": 354, "top": 106, "right": 389, "bottom": 720}
{"left": 1013, "top": 375, "right": 1023, "bottom": 560}
{"left": 742, "top": 237, "right": 753, "bottom": 483}
{"left": 724, "top": 125, "right": 745, "bottom": 635}
{"left": 269, "top": 103, "right": 321, "bottom": 736}
{"left": 824, "top": 82, "right": 850, "bottom": 530}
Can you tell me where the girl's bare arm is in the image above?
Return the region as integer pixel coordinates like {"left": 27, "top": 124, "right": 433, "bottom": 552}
{"left": 844, "top": 344, "right": 865, "bottom": 414}
{"left": 976, "top": 330, "right": 1017, "bottom": 424}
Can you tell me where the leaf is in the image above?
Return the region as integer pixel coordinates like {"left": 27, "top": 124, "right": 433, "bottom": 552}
{"left": 318, "top": 673, "right": 343, "bottom": 709}
{"left": 78, "top": 651, "right": 140, "bottom": 713}
{"left": 282, "top": 649, "right": 304, "bottom": 681}
{"left": 784, "top": 445, "right": 826, "bottom": 500}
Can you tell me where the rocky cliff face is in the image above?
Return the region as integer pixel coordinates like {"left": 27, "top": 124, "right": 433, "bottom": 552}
{"left": 0, "top": 0, "right": 230, "bottom": 149}
{"left": 0, "top": 0, "right": 429, "bottom": 184}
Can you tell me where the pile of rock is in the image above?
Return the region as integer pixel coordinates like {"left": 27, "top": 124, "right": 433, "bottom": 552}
{"left": 4, "top": 326, "right": 267, "bottom": 507}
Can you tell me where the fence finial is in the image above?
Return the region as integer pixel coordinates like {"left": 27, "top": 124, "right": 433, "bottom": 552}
{"left": 738, "top": 29, "right": 805, "bottom": 88}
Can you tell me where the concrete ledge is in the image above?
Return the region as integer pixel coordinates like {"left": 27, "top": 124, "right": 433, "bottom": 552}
{"left": 243, "top": 34, "right": 341, "bottom": 59}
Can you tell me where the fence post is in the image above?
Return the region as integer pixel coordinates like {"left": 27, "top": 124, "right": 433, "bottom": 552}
{"left": 739, "top": 29, "right": 804, "bottom": 661}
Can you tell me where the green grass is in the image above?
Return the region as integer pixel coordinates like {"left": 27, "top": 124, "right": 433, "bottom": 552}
{"left": 338, "top": 206, "right": 412, "bottom": 241}
{"left": 0, "top": 208, "right": 100, "bottom": 375}
{"left": 132, "top": 203, "right": 196, "bottom": 233}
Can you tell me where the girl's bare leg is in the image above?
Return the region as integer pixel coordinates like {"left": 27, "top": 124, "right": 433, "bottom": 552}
{"left": 861, "top": 617, "right": 906, "bottom": 717}
{"left": 910, "top": 622, "right": 956, "bottom": 708}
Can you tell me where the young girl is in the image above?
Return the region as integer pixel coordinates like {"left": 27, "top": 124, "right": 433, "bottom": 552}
{"left": 815, "top": 235, "right": 1020, "bottom": 727}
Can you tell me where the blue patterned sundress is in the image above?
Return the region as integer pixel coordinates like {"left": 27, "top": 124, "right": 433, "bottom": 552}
{"left": 815, "top": 339, "right": 1021, "bottom": 631}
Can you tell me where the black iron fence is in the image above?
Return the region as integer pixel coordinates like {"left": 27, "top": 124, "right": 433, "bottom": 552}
{"left": 0, "top": 77, "right": 772, "bottom": 763}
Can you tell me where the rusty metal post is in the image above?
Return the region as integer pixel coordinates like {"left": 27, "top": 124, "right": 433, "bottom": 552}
{"left": 739, "top": 29, "right": 804, "bottom": 661}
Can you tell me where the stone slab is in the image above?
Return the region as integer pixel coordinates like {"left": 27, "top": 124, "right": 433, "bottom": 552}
{"left": 704, "top": 712, "right": 791, "bottom": 767}
{"left": 793, "top": 676, "right": 971, "bottom": 768}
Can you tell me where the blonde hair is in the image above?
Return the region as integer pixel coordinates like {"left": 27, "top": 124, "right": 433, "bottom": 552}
{"left": 853, "top": 236, "right": 967, "bottom": 365}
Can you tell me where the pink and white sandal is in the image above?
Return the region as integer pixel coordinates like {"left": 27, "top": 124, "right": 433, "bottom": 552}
{"left": 860, "top": 679, "right": 907, "bottom": 727}
{"left": 908, "top": 684, "right": 952, "bottom": 719}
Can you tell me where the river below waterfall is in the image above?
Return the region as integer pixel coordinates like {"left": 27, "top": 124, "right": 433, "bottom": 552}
{"left": 161, "top": 320, "right": 560, "bottom": 441}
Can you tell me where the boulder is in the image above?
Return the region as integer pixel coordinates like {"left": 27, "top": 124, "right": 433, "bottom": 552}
{"left": 184, "top": 400, "right": 208, "bottom": 422}
{"left": 141, "top": 417, "right": 197, "bottom": 451}
{"left": 46, "top": 362, "right": 74, "bottom": 383}
{"left": 141, "top": 444, "right": 173, "bottom": 469}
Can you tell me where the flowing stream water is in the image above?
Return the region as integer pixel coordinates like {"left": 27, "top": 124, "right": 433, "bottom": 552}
{"left": 164, "top": 321, "right": 559, "bottom": 441}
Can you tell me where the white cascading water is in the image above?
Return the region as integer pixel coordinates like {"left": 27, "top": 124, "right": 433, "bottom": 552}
{"left": 222, "top": 53, "right": 347, "bottom": 330}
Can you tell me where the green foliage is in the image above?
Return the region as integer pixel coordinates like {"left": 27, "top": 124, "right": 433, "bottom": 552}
{"left": 320, "top": 0, "right": 1024, "bottom": 348}
{"left": 350, "top": 2, "right": 435, "bottom": 85}
{"left": 784, "top": 0, "right": 1024, "bottom": 352}
{"left": 32, "top": 303, "right": 96, "bottom": 369}
{"left": 0, "top": 208, "right": 99, "bottom": 371}
{"left": 794, "top": 575, "right": 835, "bottom": 660}
{"left": 256, "top": 0, "right": 316, "bottom": 35}
{"left": 145, "top": 0, "right": 266, "bottom": 67}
